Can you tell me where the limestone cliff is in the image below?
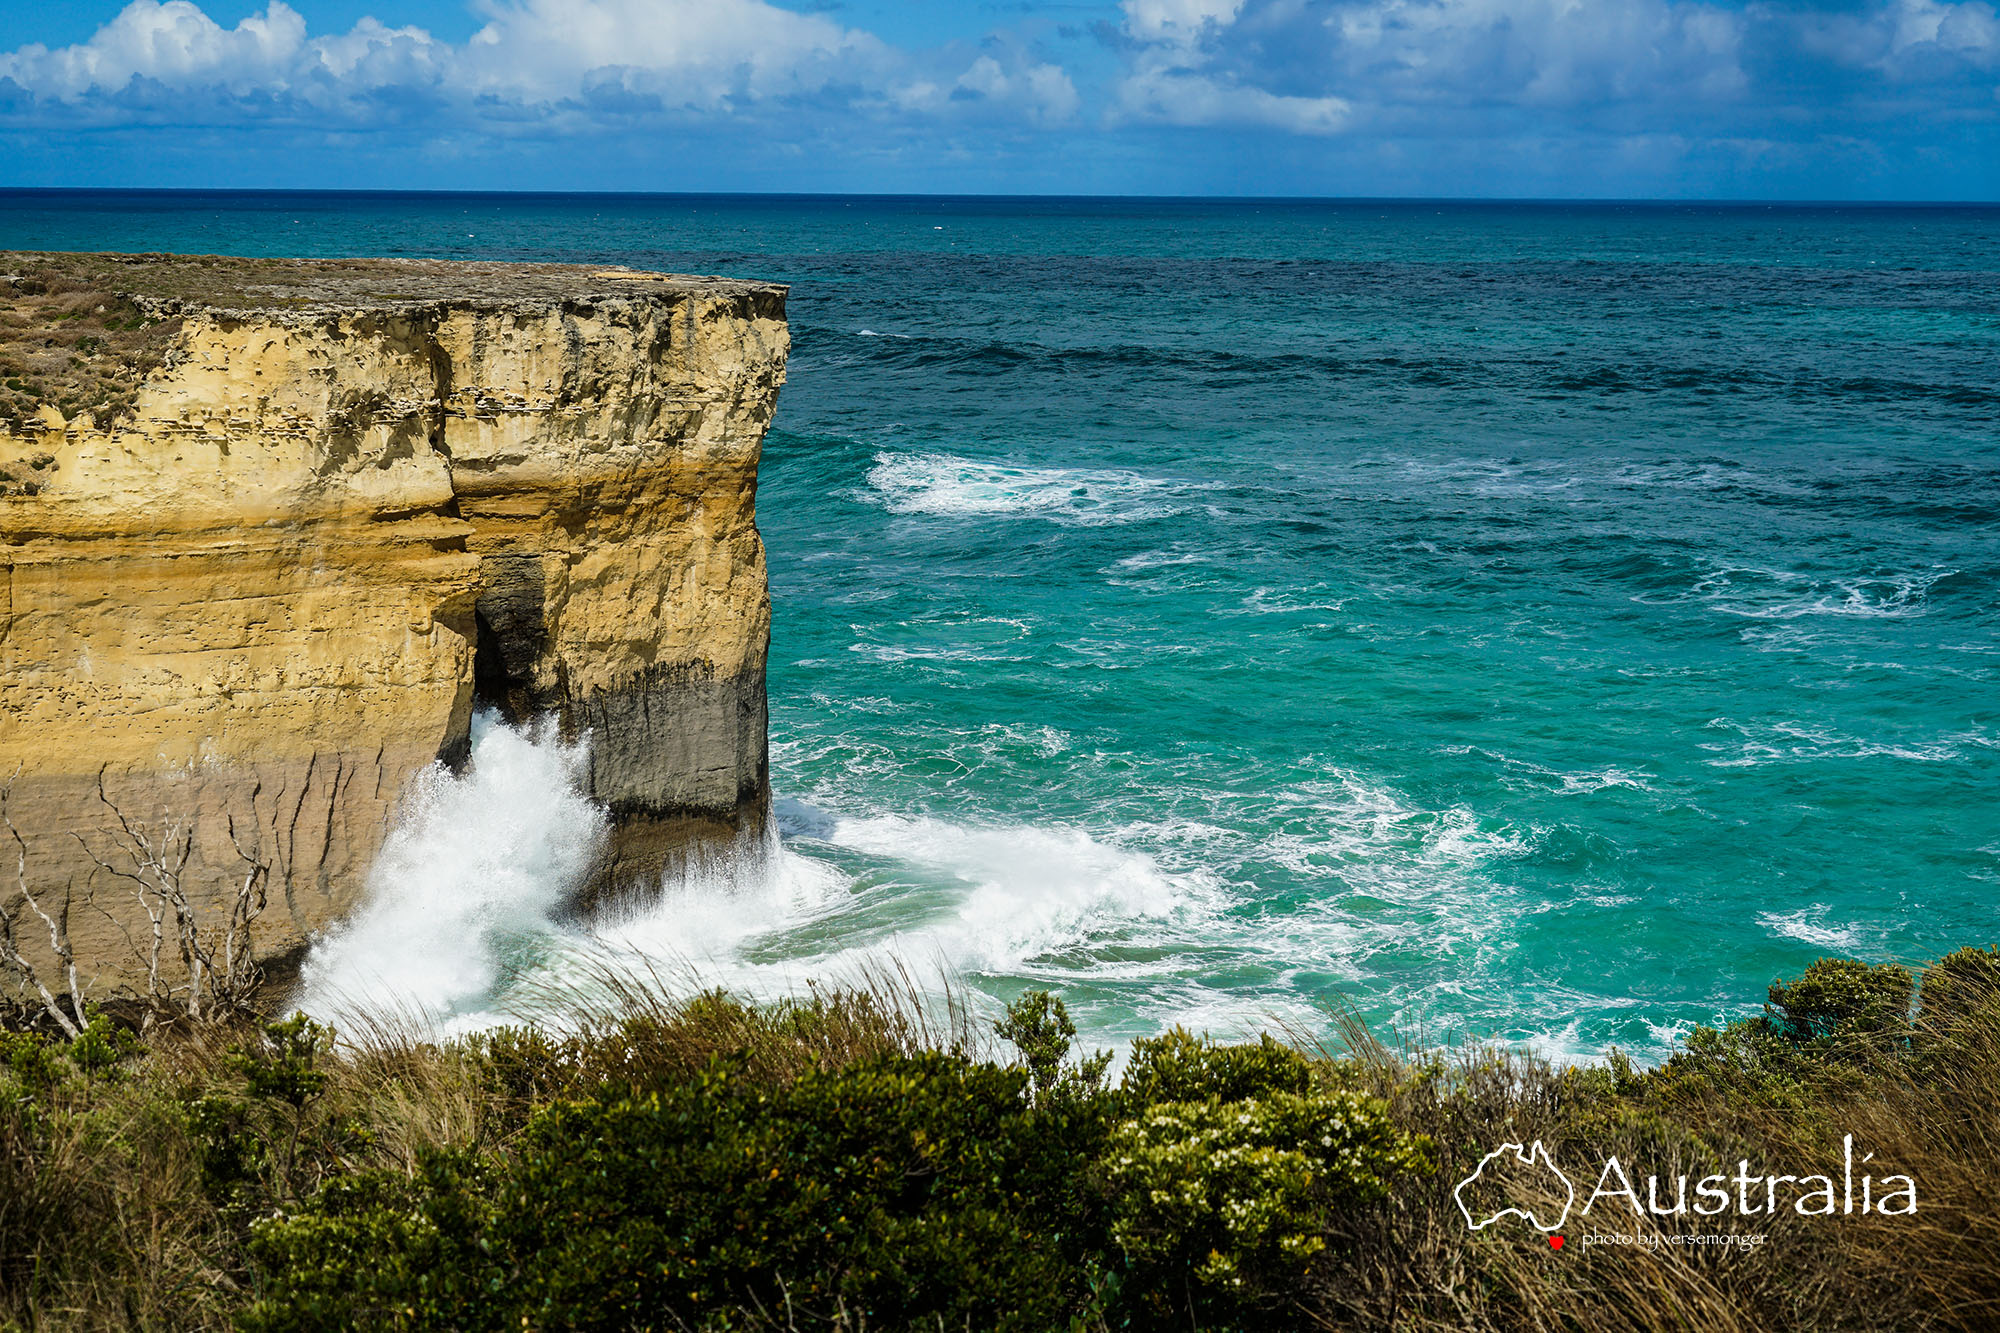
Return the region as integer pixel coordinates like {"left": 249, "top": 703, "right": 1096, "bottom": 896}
{"left": 0, "top": 252, "right": 787, "bottom": 995}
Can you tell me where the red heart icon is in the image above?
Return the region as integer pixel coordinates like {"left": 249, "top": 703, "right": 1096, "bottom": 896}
{"left": 1548, "top": 1236, "right": 1564, "bottom": 1250}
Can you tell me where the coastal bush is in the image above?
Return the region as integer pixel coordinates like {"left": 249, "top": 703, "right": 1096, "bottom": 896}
{"left": 1916, "top": 945, "right": 2000, "bottom": 1038}
{"left": 243, "top": 1052, "right": 1112, "bottom": 1332}
{"left": 1121, "top": 1027, "right": 1313, "bottom": 1104}
{"left": 1100, "top": 1083, "right": 1428, "bottom": 1324}
{"left": 4, "top": 952, "right": 2000, "bottom": 1331}
{"left": 994, "top": 987, "right": 1112, "bottom": 1102}
{"left": 1763, "top": 956, "right": 1913, "bottom": 1056}
{"left": 1637, "top": 956, "right": 1921, "bottom": 1115}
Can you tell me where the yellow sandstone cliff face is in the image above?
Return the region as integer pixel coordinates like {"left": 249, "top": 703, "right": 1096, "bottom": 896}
{"left": 0, "top": 254, "right": 787, "bottom": 994}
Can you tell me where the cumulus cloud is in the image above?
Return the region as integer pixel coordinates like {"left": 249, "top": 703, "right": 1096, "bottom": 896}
{"left": 1117, "top": 66, "right": 1352, "bottom": 133}
{"left": 951, "top": 55, "right": 1082, "bottom": 124}
{"left": 0, "top": 2, "right": 312, "bottom": 97}
{"left": 453, "top": 0, "right": 884, "bottom": 106}
{"left": 1113, "top": 0, "right": 1353, "bottom": 132}
{"left": 1789, "top": 0, "right": 2000, "bottom": 76}
{"left": 0, "top": 0, "right": 1992, "bottom": 179}
{"left": 0, "top": 0, "right": 1063, "bottom": 131}
{"left": 1111, "top": 0, "right": 1757, "bottom": 134}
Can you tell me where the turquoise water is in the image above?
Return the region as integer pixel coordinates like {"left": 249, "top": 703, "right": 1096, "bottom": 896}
{"left": 7, "top": 192, "right": 1997, "bottom": 1059}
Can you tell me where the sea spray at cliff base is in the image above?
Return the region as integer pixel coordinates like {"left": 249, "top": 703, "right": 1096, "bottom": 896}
{"left": 17, "top": 194, "right": 1992, "bottom": 1061}
{"left": 298, "top": 714, "right": 607, "bottom": 1031}
{"left": 302, "top": 713, "right": 1239, "bottom": 1043}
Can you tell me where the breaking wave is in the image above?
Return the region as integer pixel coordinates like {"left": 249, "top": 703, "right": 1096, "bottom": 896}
{"left": 296, "top": 715, "right": 1226, "bottom": 1040}
{"left": 296, "top": 712, "right": 608, "bottom": 1031}
{"left": 861, "top": 451, "right": 1207, "bottom": 526}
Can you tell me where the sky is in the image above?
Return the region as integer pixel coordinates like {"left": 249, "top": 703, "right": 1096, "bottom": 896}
{"left": 0, "top": 0, "right": 1994, "bottom": 198}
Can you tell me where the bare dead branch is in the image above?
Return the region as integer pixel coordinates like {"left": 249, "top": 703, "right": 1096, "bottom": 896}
{"left": 0, "top": 765, "right": 87, "bottom": 1037}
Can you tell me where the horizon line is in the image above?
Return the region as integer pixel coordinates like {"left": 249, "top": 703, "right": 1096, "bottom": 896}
{"left": 1, "top": 186, "right": 1996, "bottom": 208}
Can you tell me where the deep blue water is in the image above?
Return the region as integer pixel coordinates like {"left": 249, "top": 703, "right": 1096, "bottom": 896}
{"left": 8, "top": 191, "right": 1997, "bottom": 1058}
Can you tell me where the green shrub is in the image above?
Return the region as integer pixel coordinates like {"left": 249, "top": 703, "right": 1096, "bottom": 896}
{"left": 0, "top": 1028, "right": 67, "bottom": 1097}
{"left": 1123, "top": 1027, "right": 1312, "bottom": 1104}
{"left": 1647, "top": 957, "right": 1919, "bottom": 1109}
{"left": 67, "top": 1010, "right": 139, "bottom": 1081}
{"left": 245, "top": 1051, "right": 1115, "bottom": 1332}
{"left": 1100, "top": 1084, "right": 1428, "bottom": 1323}
{"left": 231, "top": 1013, "right": 333, "bottom": 1110}
{"left": 1764, "top": 957, "right": 1913, "bottom": 1055}
{"left": 995, "top": 988, "right": 1111, "bottom": 1103}
{"left": 241, "top": 1154, "right": 496, "bottom": 1333}
{"left": 1917, "top": 946, "right": 2000, "bottom": 1036}
{"left": 1102, "top": 1030, "right": 1426, "bottom": 1324}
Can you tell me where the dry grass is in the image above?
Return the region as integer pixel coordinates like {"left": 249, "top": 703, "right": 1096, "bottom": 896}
{"left": 0, "top": 263, "right": 182, "bottom": 436}
{"left": 4, "top": 953, "right": 1997, "bottom": 1332}
{"left": 1297, "top": 989, "right": 2000, "bottom": 1333}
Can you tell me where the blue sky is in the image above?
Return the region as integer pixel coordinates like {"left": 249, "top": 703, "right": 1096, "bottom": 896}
{"left": 0, "top": 0, "right": 1994, "bottom": 198}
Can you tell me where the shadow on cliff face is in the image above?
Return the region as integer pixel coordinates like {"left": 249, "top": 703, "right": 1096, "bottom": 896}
{"left": 464, "top": 553, "right": 772, "bottom": 911}
{"left": 469, "top": 564, "right": 549, "bottom": 730}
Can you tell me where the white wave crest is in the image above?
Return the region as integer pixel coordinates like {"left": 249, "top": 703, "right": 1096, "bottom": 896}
{"left": 598, "top": 800, "right": 1220, "bottom": 992}
{"left": 296, "top": 716, "right": 1226, "bottom": 1039}
{"left": 1758, "top": 906, "right": 1865, "bottom": 952}
{"left": 862, "top": 451, "right": 1202, "bottom": 526}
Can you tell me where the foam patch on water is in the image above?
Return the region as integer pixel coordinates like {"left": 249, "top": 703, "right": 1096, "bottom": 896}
{"left": 1478, "top": 750, "right": 1658, "bottom": 795}
{"left": 847, "top": 614, "right": 1036, "bottom": 664}
{"left": 862, "top": 451, "right": 1204, "bottom": 526}
{"left": 1645, "top": 564, "right": 1955, "bottom": 621}
{"left": 1758, "top": 906, "right": 1866, "bottom": 951}
{"left": 594, "top": 801, "right": 1225, "bottom": 990}
{"left": 1701, "top": 718, "right": 1990, "bottom": 767}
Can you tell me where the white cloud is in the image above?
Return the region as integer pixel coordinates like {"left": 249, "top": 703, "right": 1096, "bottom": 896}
{"left": 455, "top": 0, "right": 885, "bottom": 106}
{"left": 1347, "top": 0, "right": 1747, "bottom": 106}
{"left": 1122, "top": 0, "right": 1249, "bottom": 43}
{"left": 954, "top": 55, "right": 1082, "bottom": 125}
{"left": 306, "top": 17, "right": 449, "bottom": 86}
{"left": 1793, "top": 0, "right": 2000, "bottom": 74}
{"left": 0, "top": 0, "right": 1031, "bottom": 129}
{"left": 1113, "top": 0, "right": 1352, "bottom": 132}
{"left": 1112, "top": 0, "right": 1752, "bottom": 133}
{"left": 0, "top": 0, "right": 1991, "bottom": 156}
{"left": 1117, "top": 66, "right": 1352, "bottom": 133}
{"left": 1, "top": 1, "right": 311, "bottom": 97}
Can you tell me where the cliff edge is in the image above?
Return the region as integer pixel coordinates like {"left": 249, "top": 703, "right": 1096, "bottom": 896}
{"left": 0, "top": 252, "right": 788, "bottom": 996}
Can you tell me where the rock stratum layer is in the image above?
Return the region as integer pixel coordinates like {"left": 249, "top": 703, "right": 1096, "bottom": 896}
{"left": 0, "top": 252, "right": 787, "bottom": 994}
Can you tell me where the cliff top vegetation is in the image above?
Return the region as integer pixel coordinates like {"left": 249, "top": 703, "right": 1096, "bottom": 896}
{"left": 0, "top": 251, "right": 786, "bottom": 434}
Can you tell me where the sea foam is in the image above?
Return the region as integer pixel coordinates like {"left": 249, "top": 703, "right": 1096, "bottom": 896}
{"left": 862, "top": 451, "right": 1200, "bottom": 526}
{"left": 297, "top": 712, "right": 607, "bottom": 1032}
{"left": 296, "top": 714, "right": 1223, "bottom": 1037}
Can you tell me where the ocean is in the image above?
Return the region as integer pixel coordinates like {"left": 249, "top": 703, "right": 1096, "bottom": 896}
{"left": 6, "top": 190, "right": 1996, "bottom": 1061}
